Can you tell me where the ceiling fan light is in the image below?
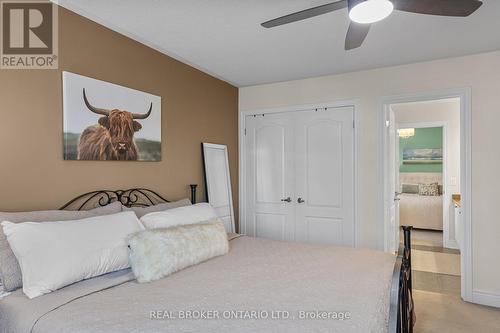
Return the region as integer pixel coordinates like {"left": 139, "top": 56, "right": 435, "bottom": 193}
{"left": 349, "top": 0, "right": 394, "bottom": 24}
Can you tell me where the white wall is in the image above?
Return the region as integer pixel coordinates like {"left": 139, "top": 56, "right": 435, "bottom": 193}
{"left": 239, "top": 50, "right": 500, "bottom": 302}
{"left": 392, "top": 99, "right": 461, "bottom": 247}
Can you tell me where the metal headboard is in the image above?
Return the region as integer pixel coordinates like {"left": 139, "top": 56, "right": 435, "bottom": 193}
{"left": 60, "top": 185, "right": 198, "bottom": 211}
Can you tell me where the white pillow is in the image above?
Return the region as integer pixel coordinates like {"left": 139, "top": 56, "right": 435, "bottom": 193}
{"left": 140, "top": 203, "right": 217, "bottom": 230}
{"left": 0, "top": 282, "right": 10, "bottom": 299}
{"left": 128, "top": 220, "right": 228, "bottom": 283}
{"left": 1, "top": 211, "right": 143, "bottom": 299}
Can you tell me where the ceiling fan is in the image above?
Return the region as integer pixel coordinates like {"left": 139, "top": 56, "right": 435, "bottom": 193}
{"left": 261, "top": 0, "right": 483, "bottom": 50}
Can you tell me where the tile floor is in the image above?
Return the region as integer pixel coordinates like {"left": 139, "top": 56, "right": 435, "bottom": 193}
{"left": 412, "top": 249, "right": 461, "bottom": 276}
{"left": 407, "top": 229, "right": 500, "bottom": 332}
{"left": 413, "top": 290, "right": 500, "bottom": 332}
{"left": 408, "top": 229, "right": 461, "bottom": 297}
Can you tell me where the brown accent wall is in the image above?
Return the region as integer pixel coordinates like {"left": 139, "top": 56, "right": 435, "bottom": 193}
{"left": 0, "top": 7, "right": 239, "bottom": 223}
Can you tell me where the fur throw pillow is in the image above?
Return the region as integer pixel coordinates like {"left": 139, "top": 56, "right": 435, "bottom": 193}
{"left": 127, "top": 219, "right": 228, "bottom": 283}
{"left": 418, "top": 182, "right": 440, "bottom": 196}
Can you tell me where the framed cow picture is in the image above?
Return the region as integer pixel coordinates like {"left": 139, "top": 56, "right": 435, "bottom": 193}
{"left": 62, "top": 72, "right": 161, "bottom": 161}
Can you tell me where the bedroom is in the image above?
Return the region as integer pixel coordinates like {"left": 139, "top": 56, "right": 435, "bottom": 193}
{"left": 1, "top": 1, "right": 500, "bottom": 332}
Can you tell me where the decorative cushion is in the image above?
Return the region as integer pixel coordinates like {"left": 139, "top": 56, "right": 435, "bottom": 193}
{"left": 1, "top": 211, "right": 143, "bottom": 299}
{"left": 418, "top": 182, "right": 440, "bottom": 196}
{"left": 140, "top": 203, "right": 217, "bottom": 230}
{"left": 401, "top": 183, "right": 419, "bottom": 194}
{"left": 123, "top": 198, "right": 191, "bottom": 218}
{"left": 128, "top": 220, "right": 228, "bottom": 283}
{"left": 0, "top": 202, "right": 122, "bottom": 292}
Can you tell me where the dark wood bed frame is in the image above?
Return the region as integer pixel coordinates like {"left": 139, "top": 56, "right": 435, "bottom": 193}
{"left": 59, "top": 187, "right": 414, "bottom": 333}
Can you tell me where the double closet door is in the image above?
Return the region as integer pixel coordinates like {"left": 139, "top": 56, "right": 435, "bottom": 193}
{"left": 244, "top": 107, "right": 354, "bottom": 246}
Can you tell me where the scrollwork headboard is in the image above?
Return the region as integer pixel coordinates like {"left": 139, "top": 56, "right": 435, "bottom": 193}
{"left": 60, "top": 185, "right": 198, "bottom": 211}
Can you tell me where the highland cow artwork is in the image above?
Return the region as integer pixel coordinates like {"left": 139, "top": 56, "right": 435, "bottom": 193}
{"left": 63, "top": 72, "right": 161, "bottom": 161}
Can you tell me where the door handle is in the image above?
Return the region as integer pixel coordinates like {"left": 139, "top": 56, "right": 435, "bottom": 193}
{"left": 297, "top": 197, "right": 305, "bottom": 204}
{"left": 281, "top": 197, "right": 292, "bottom": 203}
{"left": 394, "top": 192, "right": 401, "bottom": 201}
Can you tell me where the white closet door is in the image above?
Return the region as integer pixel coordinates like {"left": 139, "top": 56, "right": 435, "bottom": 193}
{"left": 245, "top": 114, "right": 295, "bottom": 241}
{"left": 294, "top": 107, "right": 355, "bottom": 246}
{"left": 244, "top": 107, "right": 355, "bottom": 246}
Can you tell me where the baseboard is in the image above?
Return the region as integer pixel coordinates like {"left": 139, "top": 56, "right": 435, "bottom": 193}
{"left": 472, "top": 290, "right": 500, "bottom": 308}
{"left": 444, "top": 239, "right": 459, "bottom": 250}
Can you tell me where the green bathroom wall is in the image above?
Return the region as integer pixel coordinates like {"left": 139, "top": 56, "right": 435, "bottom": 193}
{"left": 399, "top": 127, "right": 443, "bottom": 173}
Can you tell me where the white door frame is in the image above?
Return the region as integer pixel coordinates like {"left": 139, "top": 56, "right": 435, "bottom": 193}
{"left": 379, "top": 88, "right": 472, "bottom": 302}
{"left": 239, "top": 99, "right": 360, "bottom": 246}
{"left": 396, "top": 120, "right": 457, "bottom": 250}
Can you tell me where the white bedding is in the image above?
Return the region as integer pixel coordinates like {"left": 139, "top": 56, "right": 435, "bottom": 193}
{"left": 0, "top": 284, "right": 10, "bottom": 299}
{"left": 0, "top": 236, "right": 395, "bottom": 333}
{"left": 399, "top": 193, "right": 443, "bottom": 230}
{"left": 2, "top": 211, "right": 143, "bottom": 298}
{"left": 140, "top": 203, "right": 217, "bottom": 229}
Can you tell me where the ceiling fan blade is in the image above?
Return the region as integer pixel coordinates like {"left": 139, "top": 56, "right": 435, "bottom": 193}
{"left": 393, "top": 0, "right": 483, "bottom": 17}
{"left": 261, "top": 0, "right": 347, "bottom": 28}
{"left": 345, "top": 21, "right": 370, "bottom": 50}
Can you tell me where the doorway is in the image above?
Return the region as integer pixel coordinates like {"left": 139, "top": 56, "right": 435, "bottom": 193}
{"left": 381, "top": 89, "right": 472, "bottom": 302}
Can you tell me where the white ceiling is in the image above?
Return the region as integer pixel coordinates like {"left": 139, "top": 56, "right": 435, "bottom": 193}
{"left": 55, "top": 0, "right": 500, "bottom": 87}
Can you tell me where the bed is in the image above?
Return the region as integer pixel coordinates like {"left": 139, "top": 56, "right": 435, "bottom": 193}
{"left": 0, "top": 187, "right": 414, "bottom": 333}
{"left": 399, "top": 172, "right": 443, "bottom": 230}
{"left": 399, "top": 193, "right": 443, "bottom": 230}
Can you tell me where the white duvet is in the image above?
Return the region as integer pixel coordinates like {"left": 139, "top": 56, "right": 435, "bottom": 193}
{"left": 1, "top": 236, "right": 395, "bottom": 333}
